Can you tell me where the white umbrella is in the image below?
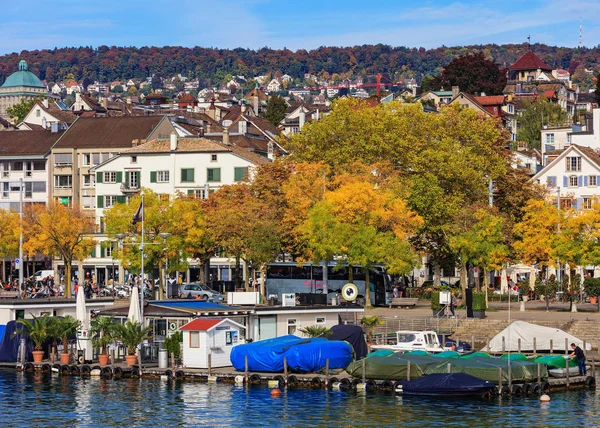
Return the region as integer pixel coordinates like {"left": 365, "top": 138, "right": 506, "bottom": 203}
{"left": 76, "top": 286, "right": 89, "bottom": 330}
{"left": 128, "top": 286, "right": 141, "bottom": 323}
{"left": 500, "top": 265, "right": 508, "bottom": 293}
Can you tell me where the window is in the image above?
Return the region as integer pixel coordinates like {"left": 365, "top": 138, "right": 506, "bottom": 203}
{"left": 590, "top": 176, "right": 597, "bottom": 186}
{"left": 287, "top": 319, "right": 297, "bottom": 335}
{"left": 159, "top": 194, "right": 170, "bottom": 201}
{"left": 36, "top": 109, "right": 41, "bottom": 117}
{"left": 207, "top": 167, "right": 221, "bottom": 182}
{"left": 33, "top": 161, "right": 45, "bottom": 171}
{"left": 508, "top": 104, "right": 514, "bottom": 113}
{"left": 157, "top": 171, "right": 169, "bottom": 183}
{"left": 12, "top": 162, "right": 23, "bottom": 171}
{"left": 211, "top": 154, "right": 218, "bottom": 162}
{"left": 101, "top": 153, "right": 110, "bottom": 163}
{"left": 103, "top": 171, "right": 117, "bottom": 183}
{"left": 234, "top": 167, "right": 248, "bottom": 182}
{"left": 189, "top": 331, "right": 200, "bottom": 348}
{"left": 105, "top": 244, "right": 113, "bottom": 257}
{"left": 315, "top": 317, "right": 326, "bottom": 325}
{"left": 131, "top": 156, "right": 137, "bottom": 164}
{"left": 54, "top": 175, "right": 72, "bottom": 188}
{"left": 566, "top": 156, "right": 581, "bottom": 172}
{"left": 82, "top": 195, "right": 93, "bottom": 209}
{"left": 561, "top": 199, "right": 573, "bottom": 210}
{"left": 24, "top": 182, "right": 32, "bottom": 198}
{"left": 181, "top": 168, "right": 194, "bottom": 183}
{"left": 583, "top": 198, "right": 594, "bottom": 210}
{"left": 569, "top": 175, "right": 578, "bottom": 187}
{"left": 82, "top": 154, "right": 91, "bottom": 166}
{"left": 83, "top": 175, "right": 91, "bottom": 187}
{"left": 546, "top": 134, "right": 555, "bottom": 145}
{"left": 92, "top": 153, "right": 100, "bottom": 165}
{"left": 2, "top": 182, "right": 8, "bottom": 198}
{"left": 104, "top": 195, "right": 118, "bottom": 208}
{"left": 54, "top": 153, "right": 72, "bottom": 166}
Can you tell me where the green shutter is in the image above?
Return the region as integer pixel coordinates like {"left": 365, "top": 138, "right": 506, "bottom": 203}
{"left": 96, "top": 172, "right": 103, "bottom": 183}
{"left": 208, "top": 168, "right": 221, "bottom": 182}
{"left": 150, "top": 171, "right": 157, "bottom": 183}
{"left": 97, "top": 196, "right": 104, "bottom": 208}
{"left": 181, "top": 169, "right": 187, "bottom": 182}
{"left": 189, "top": 168, "right": 195, "bottom": 182}
{"left": 116, "top": 171, "right": 123, "bottom": 183}
{"left": 100, "top": 247, "right": 105, "bottom": 258}
{"left": 91, "top": 248, "right": 96, "bottom": 258}
{"left": 117, "top": 195, "right": 126, "bottom": 204}
{"left": 181, "top": 168, "right": 194, "bottom": 183}
{"left": 214, "top": 168, "right": 220, "bottom": 182}
{"left": 207, "top": 169, "right": 213, "bottom": 182}
{"left": 125, "top": 171, "right": 130, "bottom": 184}
{"left": 187, "top": 189, "right": 194, "bottom": 195}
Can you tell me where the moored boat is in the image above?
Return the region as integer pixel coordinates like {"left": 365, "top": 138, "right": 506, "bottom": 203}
{"left": 396, "top": 373, "right": 496, "bottom": 397}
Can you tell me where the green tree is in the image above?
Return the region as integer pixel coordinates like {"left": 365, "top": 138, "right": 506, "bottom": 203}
{"left": 517, "top": 97, "right": 570, "bottom": 149}
{"left": 54, "top": 316, "right": 80, "bottom": 358}
{"left": 432, "top": 52, "right": 506, "bottom": 95}
{"left": 14, "top": 315, "right": 50, "bottom": 351}
{"left": 112, "top": 85, "right": 123, "bottom": 93}
{"left": 263, "top": 94, "right": 287, "bottom": 127}
{"left": 6, "top": 97, "right": 39, "bottom": 123}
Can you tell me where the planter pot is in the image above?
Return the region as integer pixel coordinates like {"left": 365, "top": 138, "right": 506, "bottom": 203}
{"left": 125, "top": 355, "right": 138, "bottom": 366}
{"left": 522, "top": 296, "right": 529, "bottom": 302}
{"left": 32, "top": 350, "right": 45, "bottom": 363}
{"left": 590, "top": 296, "right": 598, "bottom": 304}
{"left": 98, "top": 354, "right": 109, "bottom": 366}
{"left": 60, "top": 353, "right": 71, "bottom": 364}
{"left": 472, "top": 310, "right": 486, "bottom": 319}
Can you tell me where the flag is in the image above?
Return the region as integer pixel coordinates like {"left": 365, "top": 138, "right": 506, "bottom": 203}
{"left": 132, "top": 200, "right": 143, "bottom": 224}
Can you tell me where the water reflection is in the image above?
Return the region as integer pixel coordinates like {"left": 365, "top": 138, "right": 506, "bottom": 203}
{"left": 0, "top": 369, "right": 597, "bottom": 427}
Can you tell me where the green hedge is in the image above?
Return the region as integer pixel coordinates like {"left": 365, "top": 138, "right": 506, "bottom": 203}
{"left": 584, "top": 277, "right": 600, "bottom": 297}
{"left": 472, "top": 292, "right": 486, "bottom": 311}
{"left": 431, "top": 291, "right": 441, "bottom": 310}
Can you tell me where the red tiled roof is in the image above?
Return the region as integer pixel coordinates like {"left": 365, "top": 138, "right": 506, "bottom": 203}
{"left": 544, "top": 90, "right": 557, "bottom": 98}
{"left": 180, "top": 319, "right": 222, "bottom": 331}
{"left": 509, "top": 51, "right": 552, "bottom": 71}
{"left": 474, "top": 95, "right": 504, "bottom": 106}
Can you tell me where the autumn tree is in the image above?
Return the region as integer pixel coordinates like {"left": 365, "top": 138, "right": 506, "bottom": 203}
{"left": 517, "top": 97, "right": 570, "bottom": 149}
{"left": 263, "top": 94, "right": 287, "bottom": 127}
{"left": 6, "top": 97, "right": 42, "bottom": 124}
{"left": 0, "top": 210, "right": 20, "bottom": 281}
{"left": 27, "top": 202, "right": 96, "bottom": 297}
{"left": 432, "top": 52, "right": 507, "bottom": 95}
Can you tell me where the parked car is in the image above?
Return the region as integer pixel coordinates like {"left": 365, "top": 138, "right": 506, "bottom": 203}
{"left": 179, "top": 283, "right": 221, "bottom": 300}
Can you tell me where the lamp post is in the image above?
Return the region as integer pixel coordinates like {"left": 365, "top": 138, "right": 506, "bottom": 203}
{"left": 114, "top": 234, "right": 126, "bottom": 297}
{"left": 158, "top": 233, "right": 171, "bottom": 300}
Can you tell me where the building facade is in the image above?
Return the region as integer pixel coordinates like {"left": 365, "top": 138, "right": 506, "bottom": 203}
{"left": 0, "top": 60, "right": 47, "bottom": 119}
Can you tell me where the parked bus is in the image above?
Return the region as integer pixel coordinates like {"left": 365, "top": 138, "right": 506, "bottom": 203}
{"left": 265, "top": 262, "right": 395, "bottom": 306}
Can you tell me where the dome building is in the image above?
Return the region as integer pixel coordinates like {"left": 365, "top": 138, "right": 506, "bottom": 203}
{"left": 0, "top": 60, "right": 47, "bottom": 119}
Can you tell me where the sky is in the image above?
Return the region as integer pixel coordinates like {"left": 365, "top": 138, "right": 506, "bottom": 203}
{"left": 1, "top": 0, "right": 599, "bottom": 55}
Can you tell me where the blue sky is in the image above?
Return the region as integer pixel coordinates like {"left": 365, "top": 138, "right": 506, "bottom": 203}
{"left": 1, "top": 0, "right": 598, "bottom": 54}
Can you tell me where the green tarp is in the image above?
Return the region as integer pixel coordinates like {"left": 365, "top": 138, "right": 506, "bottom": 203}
{"left": 460, "top": 352, "right": 490, "bottom": 359}
{"left": 534, "top": 355, "right": 577, "bottom": 369}
{"left": 347, "top": 354, "right": 440, "bottom": 381}
{"left": 500, "top": 353, "right": 529, "bottom": 361}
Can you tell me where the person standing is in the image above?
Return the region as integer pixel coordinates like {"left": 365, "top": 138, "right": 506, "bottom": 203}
{"left": 450, "top": 292, "right": 457, "bottom": 317}
{"left": 570, "top": 343, "right": 587, "bottom": 376}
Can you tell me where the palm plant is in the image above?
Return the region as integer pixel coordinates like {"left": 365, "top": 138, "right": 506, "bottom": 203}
{"left": 54, "top": 316, "right": 81, "bottom": 355}
{"left": 360, "top": 315, "right": 381, "bottom": 344}
{"left": 14, "top": 315, "right": 50, "bottom": 351}
{"left": 91, "top": 316, "right": 116, "bottom": 356}
{"left": 163, "top": 331, "right": 183, "bottom": 367}
{"left": 46, "top": 317, "right": 63, "bottom": 361}
{"left": 114, "top": 320, "right": 153, "bottom": 356}
{"left": 298, "top": 325, "right": 332, "bottom": 338}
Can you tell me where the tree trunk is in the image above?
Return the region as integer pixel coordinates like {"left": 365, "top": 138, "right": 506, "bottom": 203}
{"left": 433, "top": 262, "right": 441, "bottom": 287}
{"left": 348, "top": 265, "right": 354, "bottom": 284}
{"left": 158, "top": 260, "right": 164, "bottom": 300}
{"left": 475, "top": 266, "right": 481, "bottom": 292}
{"left": 65, "top": 262, "right": 72, "bottom": 298}
{"left": 170, "top": 352, "right": 175, "bottom": 368}
{"left": 259, "top": 264, "right": 266, "bottom": 302}
{"left": 365, "top": 268, "right": 371, "bottom": 308}
{"left": 461, "top": 262, "right": 468, "bottom": 305}
{"left": 244, "top": 260, "right": 250, "bottom": 292}
{"left": 322, "top": 260, "right": 328, "bottom": 296}
{"left": 483, "top": 270, "right": 489, "bottom": 309}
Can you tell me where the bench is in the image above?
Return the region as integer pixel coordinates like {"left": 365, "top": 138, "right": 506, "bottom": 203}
{"left": 0, "top": 291, "right": 20, "bottom": 299}
{"left": 389, "top": 297, "right": 419, "bottom": 308}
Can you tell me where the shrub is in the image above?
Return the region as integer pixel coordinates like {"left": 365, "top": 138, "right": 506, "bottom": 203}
{"left": 431, "top": 291, "right": 441, "bottom": 310}
{"left": 472, "top": 292, "right": 486, "bottom": 311}
{"left": 584, "top": 277, "right": 600, "bottom": 297}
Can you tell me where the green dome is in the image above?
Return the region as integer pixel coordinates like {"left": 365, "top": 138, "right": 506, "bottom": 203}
{"left": 1, "top": 60, "right": 44, "bottom": 89}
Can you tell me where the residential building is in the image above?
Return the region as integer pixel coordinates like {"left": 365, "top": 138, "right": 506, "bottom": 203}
{"left": 18, "top": 99, "right": 77, "bottom": 131}
{"left": 267, "top": 79, "right": 282, "bottom": 93}
{"left": 71, "top": 93, "right": 107, "bottom": 116}
{"left": 417, "top": 90, "right": 454, "bottom": 107}
{"left": 49, "top": 115, "right": 174, "bottom": 212}
{"left": 0, "top": 60, "right": 47, "bottom": 119}
{"left": 66, "top": 82, "right": 82, "bottom": 95}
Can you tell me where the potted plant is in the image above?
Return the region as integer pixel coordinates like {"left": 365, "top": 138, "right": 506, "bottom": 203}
{"left": 114, "top": 320, "right": 153, "bottom": 366}
{"left": 54, "top": 316, "right": 81, "bottom": 364}
{"left": 91, "top": 316, "right": 116, "bottom": 366}
{"left": 472, "top": 292, "right": 486, "bottom": 319}
{"left": 14, "top": 315, "right": 50, "bottom": 363}
{"left": 584, "top": 277, "right": 600, "bottom": 308}
{"left": 431, "top": 291, "right": 442, "bottom": 316}
{"left": 298, "top": 325, "right": 333, "bottom": 338}
{"left": 360, "top": 315, "right": 381, "bottom": 350}
{"left": 519, "top": 282, "right": 531, "bottom": 302}
{"left": 163, "top": 331, "right": 183, "bottom": 368}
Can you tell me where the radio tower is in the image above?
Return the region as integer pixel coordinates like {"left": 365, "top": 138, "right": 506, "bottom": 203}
{"left": 579, "top": 17, "right": 583, "bottom": 48}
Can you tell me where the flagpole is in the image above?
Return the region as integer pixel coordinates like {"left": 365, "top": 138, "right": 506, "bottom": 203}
{"left": 140, "top": 193, "right": 145, "bottom": 325}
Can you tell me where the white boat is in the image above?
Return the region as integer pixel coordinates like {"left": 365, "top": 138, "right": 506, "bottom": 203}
{"left": 371, "top": 330, "right": 446, "bottom": 353}
{"left": 549, "top": 366, "right": 581, "bottom": 378}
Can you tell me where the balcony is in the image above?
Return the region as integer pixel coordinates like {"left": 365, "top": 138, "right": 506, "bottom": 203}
{"left": 120, "top": 183, "right": 140, "bottom": 194}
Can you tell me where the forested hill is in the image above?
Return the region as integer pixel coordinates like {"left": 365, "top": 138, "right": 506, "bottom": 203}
{"left": 0, "top": 43, "right": 597, "bottom": 86}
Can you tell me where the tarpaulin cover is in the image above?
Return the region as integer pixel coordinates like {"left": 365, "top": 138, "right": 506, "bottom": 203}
{"left": 500, "top": 353, "right": 529, "bottom": 361}
{"left": 347, "top": 354, "right": 549, "bottom": 383}
{"left": 346, "top": 354, "right": 441, "bottom": 380}
{"left": 486, "top": 321, "right": 582, "bottom": 352}
{"left": 0, "top": 325, "right": 5, "bottom": 344}
{"left": 431, "top": 350, "right": 460, "bottom": 359}
{"left": 398, "top": 373, "right": 496, "bottom": 396}
{"left": 424, "top": 356, "right": 549, "bottom": 383}
{"left": 407, "top": 350, "right": 429, "bottom": 356}
{"left": 230, "top": 335, "right": 353, "bottom": 372}
{"left": 0, "top": 321, "right": 35, "bottom": 362}
{"left": 367, "top": 349, "right": 395, "bottom": 358}
{"left": 534, "top": 355, "right": 577, "bottom": 369}
{"left": 328, "top": 324, "right": 368, "bottom": 359}
{"left": 461, "top": 352, "right": 490, "bottom": 359}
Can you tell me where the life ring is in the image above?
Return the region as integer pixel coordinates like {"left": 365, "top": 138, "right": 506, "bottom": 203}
{"left": 169, "top": 322, "right": 178, "bottom": 331}
{"left": 341, "top": 283, "right": 359, "bottom": 302}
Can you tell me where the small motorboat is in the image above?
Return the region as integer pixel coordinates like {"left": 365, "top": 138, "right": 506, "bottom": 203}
{"left": 395, "top": 373, "right": 496, "bottom": 397}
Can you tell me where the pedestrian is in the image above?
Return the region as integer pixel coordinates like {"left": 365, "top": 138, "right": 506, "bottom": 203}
{"left": 450, "top": 292, "right": 457, "bottom": 317}
{"left": 393, "top": 283, "right": 399, "bottom": 298}
{"left": 570, "top": 343, "right": 587, "bottom": 376}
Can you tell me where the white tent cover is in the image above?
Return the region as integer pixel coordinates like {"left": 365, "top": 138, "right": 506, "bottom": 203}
{"left": 128, "top": 286, "right": 141, "bottom": 323}
{"left": 485, "top": 320, "right": 583, "bottom": 353}
{"left": 76, "top": 287, "right": 89, "bottom": 329}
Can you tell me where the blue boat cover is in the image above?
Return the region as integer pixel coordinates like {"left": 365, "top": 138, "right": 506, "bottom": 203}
{"left": 0, "top": 325, "right": 6, "bottom": 344}
{"left": 0, "top": 320, "right": 35, "bottom": 362}
{"left": 230, "top": 335, "right": 354, "bottom": 372}
{"left": 399, "top": 373, "right": 496, "bottom": 395}
{"left": 328, "top": 324, "right": 368, "bottom": 359}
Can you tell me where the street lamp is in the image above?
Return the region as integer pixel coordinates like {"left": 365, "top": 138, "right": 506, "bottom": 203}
{"left": 158, "top": 232, "right": 171, "bottom": 300}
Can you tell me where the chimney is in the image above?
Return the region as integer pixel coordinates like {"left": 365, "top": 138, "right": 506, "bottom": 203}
{"left": 170, "top": 132, "right": 178, "bottom": 151}
{"left": 207, "top": 100, "right": 216, "bottom": 119}
{"left": 42, "top": 98, "right": 49, "bottom": 109}
{"left": 50, "top": 123, "right": 58, "bottom": 133}
{"left": 452, "top": 86, "right": 459, "bottom": 98}
{"left": 223, "top": 129, "right": 230, "bottom": 145}
{"left": 75, "top": 92, "right": 81, "bottom": 108}
{"left": 132, "top": 139, "right": 139, "bottom": 147}
{"left": 206, "top": 122, "right": 212, "bottom": 134}
{"left": 299, "top": 110, "right": 305, "bottom": 129}
{"left": 267, "top": 141, "right": 274, "bottom": 160}
{"left": 253, "top": 96, "right": 259, "bottom": 116}
{"left": 102, "top": 97, "right": 108, "bottom": 110}
{"left": 315, "top": 109, "right": 320, "bottom": 121}
{"left": 42, "top": 117, "right": 47, "bottom": 129}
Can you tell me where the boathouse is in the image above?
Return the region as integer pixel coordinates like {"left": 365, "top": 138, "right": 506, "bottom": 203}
{"left": 181, "top": 318, "right": 246, "bottom": 369}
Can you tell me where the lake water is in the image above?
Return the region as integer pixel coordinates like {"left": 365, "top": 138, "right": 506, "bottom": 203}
{"left": 0, "top": 369, "right": 598, "bottom": 427}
